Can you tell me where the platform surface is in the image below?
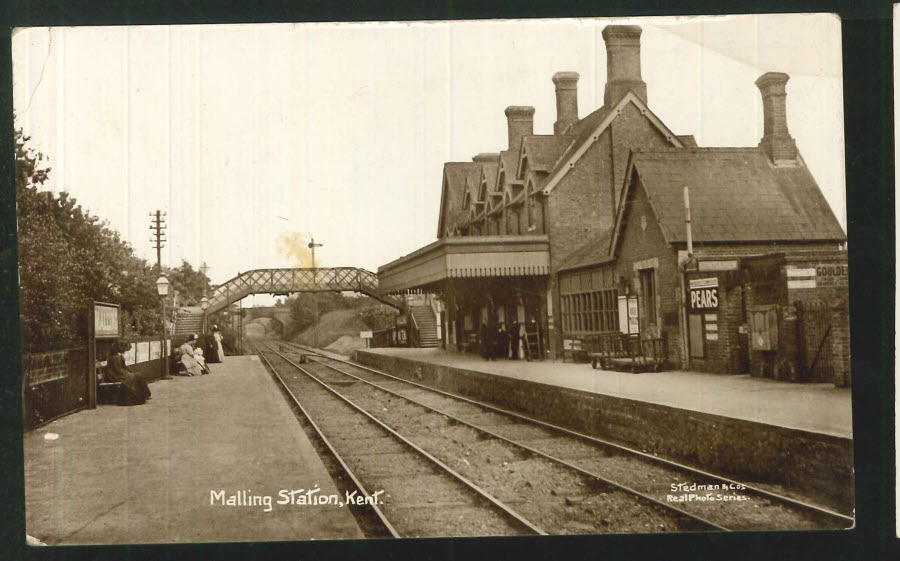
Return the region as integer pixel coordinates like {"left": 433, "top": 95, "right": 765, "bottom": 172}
{"left": 361, "top": 348, "right": 852, "bottom": 439}
{"left": 24, "top": 355, "right": 363, "bottom": 545}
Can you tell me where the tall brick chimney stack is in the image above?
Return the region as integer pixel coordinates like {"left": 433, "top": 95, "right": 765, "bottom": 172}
{"left": 552, "top": 72, "right": 579, "bottom": 135}
{"left": 755, "top": 72, "right": 797, "bottom": 164}
{"left": 504, "top": 106, "right": 535, "bottom": 151}
{"left": 602, "top": 25, "right": 647, "bottom": 107}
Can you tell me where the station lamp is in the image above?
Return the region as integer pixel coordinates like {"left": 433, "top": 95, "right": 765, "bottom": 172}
{"left": 156, "top": 275, "right": 170, "bottom": 297}
{"left": 156, "top": 275, "right": 171, "bottom": 379}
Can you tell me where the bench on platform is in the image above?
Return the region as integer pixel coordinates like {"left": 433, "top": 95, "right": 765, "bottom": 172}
{"left": 562, "top": 338, "right": 591, "bottom": 363}
{"left": 590, "top": 333, "right": 667, "bottom": 373}
{"left": 459, "top": 332, "right": 479, "bottom": 354}
{"left": 98, "top": 382, "right": 124, "bottom": 405}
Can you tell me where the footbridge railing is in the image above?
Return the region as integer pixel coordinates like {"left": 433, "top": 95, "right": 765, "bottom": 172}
{"left": 206, "top": 268, "right": 404, "bottom": 314}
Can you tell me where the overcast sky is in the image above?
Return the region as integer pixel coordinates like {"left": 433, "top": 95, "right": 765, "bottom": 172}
{"left": 12, "top": 14, "right": 844, "bottom": 307}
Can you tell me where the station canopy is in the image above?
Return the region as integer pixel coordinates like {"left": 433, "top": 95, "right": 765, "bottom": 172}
{"left": 377, "top": 235, "right": 550, "bottom": 295}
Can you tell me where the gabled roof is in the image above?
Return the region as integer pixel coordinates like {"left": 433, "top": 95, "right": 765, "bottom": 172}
{"left": 610, "top": 147, "right": 847, "bottom": 253}
{"left": 557, "top": 228, "right": 615, "bottom": 273}
{"left": 519, "top": 135, "right": 573, "bottom": 177}
{"left": 542, "top": 92, "right": 685, "bottom": 195}
{"left": 437, "top": 162, "right": 482, "bottom": 237}
{"left": 479, "top": 159, "right": 500, "bottom": 203}
{"left": 494, "top": 150, "right": 521, "bottom": 195}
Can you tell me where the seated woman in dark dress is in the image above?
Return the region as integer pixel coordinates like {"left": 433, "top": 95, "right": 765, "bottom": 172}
{"left": 106, "top": 341, "right": 152, "bottom": 405}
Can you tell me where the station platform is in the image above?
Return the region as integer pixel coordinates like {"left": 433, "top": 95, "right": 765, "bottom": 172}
{"left": 354, "top": 347, "right": 854, "bottom": 511}
{"left": 358, "top": 348, "right": 852, "bottom": 438}
{"left": 24, "top": 355, "right": 363, "bottom": 545}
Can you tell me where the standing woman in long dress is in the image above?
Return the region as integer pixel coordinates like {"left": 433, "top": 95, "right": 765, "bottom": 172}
{"left": 209, "top": 325, "right": 225, "bottom": 363}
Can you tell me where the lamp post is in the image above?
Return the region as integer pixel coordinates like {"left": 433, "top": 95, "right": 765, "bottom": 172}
{"left": 308, "top": 237, "right": 323, "bottom": 348}
{"left": 200, "top": 295, "right": 209, "bottom": 334}
{"left": 156, "top": 275, "right": 171, "bottom": 380}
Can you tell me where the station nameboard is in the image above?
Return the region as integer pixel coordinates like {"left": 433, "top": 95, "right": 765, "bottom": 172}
{"left": 688, "top": 277, "right": 719, "bottom": 312}
{"left": 93, "top": 303, "right": 120, "bottom": 338}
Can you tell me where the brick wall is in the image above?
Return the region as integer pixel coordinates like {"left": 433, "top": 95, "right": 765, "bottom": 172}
{"left": 609, "top": 103, "right": 672, "bottom": 211}
{"left": 545, "top": 105, "right": 673, "bottom": 355}
{"left": 613, "top": 179, "right": 683, "bottom": 365}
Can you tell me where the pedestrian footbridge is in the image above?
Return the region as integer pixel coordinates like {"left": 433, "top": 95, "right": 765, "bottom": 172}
{"left": 206, "top": 268, "right": 404, "bottom": 314}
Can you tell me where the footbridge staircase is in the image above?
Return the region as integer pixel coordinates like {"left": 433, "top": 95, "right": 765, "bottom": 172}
{"left": 205, "top": 268, "right": 405, "bottom": 315}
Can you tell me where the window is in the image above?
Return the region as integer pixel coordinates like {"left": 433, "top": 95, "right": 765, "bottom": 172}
{"left": 560, "top": 289, "right": 618, "bottom": 334}
{"left": 639, "top": 268, "right": 657, "bottom": 326}
{"left": 527, "top": 192, "right": 534, "bottom": 229}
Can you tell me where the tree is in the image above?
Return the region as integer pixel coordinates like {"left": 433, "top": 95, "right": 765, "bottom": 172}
{"left": 167, "top": 260, "right": 211, "bottom": 307}
{"left": 16, "top": 129, "right": 172, "bottom": 350}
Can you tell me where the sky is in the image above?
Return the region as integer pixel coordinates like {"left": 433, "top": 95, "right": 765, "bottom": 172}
{"left": 12, "top": 14, "right": 845, "bottom": 307}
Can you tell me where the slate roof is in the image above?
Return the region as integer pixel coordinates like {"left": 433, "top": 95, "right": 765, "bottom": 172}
{"left": 479, "top": 160, "right": 500, "bottom": 199}
{"left": 624, "top": 148, "right": 846, "bottom": 245}
{"left": 438, "top": 162, "right": 482, "bottom": 236}
{"left": 520, "top": 135, "right": 574, "bottom": 175}
{"left": 557, "top": 228, "right": 615, "bottom": 273}
{"left": 545, "top": 105, "right": 615, "bottom": 181}
{"left": 497, "top": 150, "right": 520, "bottom": 185}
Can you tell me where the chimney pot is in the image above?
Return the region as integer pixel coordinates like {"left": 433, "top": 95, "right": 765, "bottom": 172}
{"left": 552, "top": 71, "right": 579, "bottom": 135}
{"left": 602, "top": 25, "right": 647, "bottom": 106}
{"left": 755, "top": 72, "right": 797, "bottom": 164}
{"left": 504, "top": 106, "right": 535, "bottom": 151}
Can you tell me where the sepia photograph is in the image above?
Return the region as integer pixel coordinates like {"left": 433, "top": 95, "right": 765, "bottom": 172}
{"left": 13, "top": 13, "right": 853, "bottom": 545}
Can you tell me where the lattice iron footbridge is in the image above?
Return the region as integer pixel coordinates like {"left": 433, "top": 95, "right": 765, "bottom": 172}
{"left": 206, "top": 268, "right": 404, "bottom": 314}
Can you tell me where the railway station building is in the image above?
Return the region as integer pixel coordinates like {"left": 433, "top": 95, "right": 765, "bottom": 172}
{"left": 377, "top": 25, "right": 848, "bottom": 381}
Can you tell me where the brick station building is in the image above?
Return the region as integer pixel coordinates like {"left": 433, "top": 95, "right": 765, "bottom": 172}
{"left": 377, "top": 25, "right": 848, "bottom": 382}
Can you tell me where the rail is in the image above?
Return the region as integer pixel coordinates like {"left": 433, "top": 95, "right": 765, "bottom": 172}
{"left": 279, "top": 339, "right": 854, "bottom": 530}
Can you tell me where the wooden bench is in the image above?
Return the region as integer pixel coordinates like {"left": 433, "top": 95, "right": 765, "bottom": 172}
{"left": 590, "top": 334, "right": 667, "bottom": 373}
{"left": 458, "top": 332, "right": 479, "bottom": 354}
{"left": 98, "top": 382, "right": 123, "bottom": 405}
{"left": 562, "top": 339, "right": 591, "bottom": 363}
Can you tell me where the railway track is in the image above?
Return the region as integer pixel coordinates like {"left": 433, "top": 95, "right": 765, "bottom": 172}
{"left": 266, "top": 339, "right": 854, "bottom": 533}
{"left": 257, "top": 340, "right": 733, "bottom": 535}
{"left": 253, "top": 342, "right": 544, "bottom": 538}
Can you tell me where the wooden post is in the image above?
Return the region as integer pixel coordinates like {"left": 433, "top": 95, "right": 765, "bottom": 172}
{"left": 87, "top": 302, "right": 97, "bottom": 409}
{"left": 445, "top": 278, "right": 457, "bottom": 351}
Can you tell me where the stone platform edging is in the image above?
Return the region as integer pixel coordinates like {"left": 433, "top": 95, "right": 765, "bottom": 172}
{"left": 354, "top": 350, "right": 853, "bottom": 512}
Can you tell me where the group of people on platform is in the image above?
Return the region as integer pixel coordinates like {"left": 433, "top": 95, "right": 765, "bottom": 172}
{"left": 477, "top": 319, "right": 541, "bottom": 361}
{"left": 176, "top": 326, "right": 226, "bottom": 376}
{"left": 104, "top": 326, "right": 227, "bottom": 406}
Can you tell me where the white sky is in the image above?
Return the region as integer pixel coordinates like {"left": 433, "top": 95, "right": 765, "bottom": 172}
{"left": 12, "top": 14, "right": 845, "bottom": 307}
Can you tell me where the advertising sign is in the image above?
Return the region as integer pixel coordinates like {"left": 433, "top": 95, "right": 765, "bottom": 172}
{"left": 815, "top": 263, "right": 848, "bottom": 287}
{"left": 94, "top": 303, "right": 120, "bottom": 338}
{"left": 150, "top": 341, "right": 162, "bottom": 361}
{"left": 26, "top": 350, "right": 69, "bottom": 386}
{"left": 688, "top": 277, "right": 719, "bottom": 312}
{"left": 135, "top": 342, "right": 150, "bottom": 363}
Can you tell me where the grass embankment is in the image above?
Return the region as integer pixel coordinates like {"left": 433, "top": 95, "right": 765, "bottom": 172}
{"left": 291, "top": 309, "right": 371, "bottom": 356}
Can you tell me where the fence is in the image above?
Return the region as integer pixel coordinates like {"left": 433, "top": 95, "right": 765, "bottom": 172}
{"left": 23, "top": 347, "right": 90, "bottom": 430}
{"left": 795, "top": 300, "right": 834, "bottom": 383}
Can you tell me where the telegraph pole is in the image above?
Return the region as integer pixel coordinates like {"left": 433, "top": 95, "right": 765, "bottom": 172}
{"left": 308, "top": 237, "right": 323, "bottom": 348}
{"left": 150, "top": 211, "right": 167, "bottom": 272}
{"left": 150, "top": 211, "right": 171, "bottom": 379}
